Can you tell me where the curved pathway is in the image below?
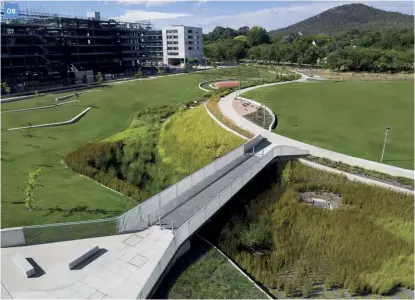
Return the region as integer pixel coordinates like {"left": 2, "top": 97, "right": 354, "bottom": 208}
{"left": 216, "top": 73, "right": 414, "bottom": 180}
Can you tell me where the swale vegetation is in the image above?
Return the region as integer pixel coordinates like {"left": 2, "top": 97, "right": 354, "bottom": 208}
{"left": 200, "top": 160, "right": 414, "bottom": 298}
{"left": 305, "top": 156, "right": 414, "bottom": 190}
{"left": 64, "top": 103, "right": 243, "bottom": 203}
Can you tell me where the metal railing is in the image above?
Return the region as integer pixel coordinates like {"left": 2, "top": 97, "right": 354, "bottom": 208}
{"left": 19, "top": 136, "right": 264, "bottom": 246}
{"left": 138, "top": 145, "right": 278, "bottom": 299}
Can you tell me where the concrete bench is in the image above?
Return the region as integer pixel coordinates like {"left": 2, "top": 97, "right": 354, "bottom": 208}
{"left": 68, "top": 246, "right": 99, "bottom": 270}
{"left": 12, "top": 254, "right": 35, "bottom": 278}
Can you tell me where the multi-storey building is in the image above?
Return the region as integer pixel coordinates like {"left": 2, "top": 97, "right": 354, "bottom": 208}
{"left": 162, "top": 25, "right": 203, "bottom": 66}
{"left": 1, "top": 10, "right": 163, "bottom": 91}
{"left": 1, "top": 10, "right": 203, "bottom": 93}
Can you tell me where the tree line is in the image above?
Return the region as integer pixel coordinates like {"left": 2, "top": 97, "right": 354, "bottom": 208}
{"left": 203, "top": 26, "right": 414, "bottom": 72}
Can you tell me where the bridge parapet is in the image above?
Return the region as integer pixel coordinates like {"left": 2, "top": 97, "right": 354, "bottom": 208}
{"left": 140, "top": 143, "right": 308, "bottom": 298}
{"left": 1, "top": 135, "right": 266, "bottom": 248}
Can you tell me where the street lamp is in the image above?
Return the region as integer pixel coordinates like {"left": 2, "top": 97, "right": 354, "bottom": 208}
{"left": 381, "top": 126, "right": 391, "bottom": 162}
{"left": 263, "top": 100, "right": 267, "bottom": 129}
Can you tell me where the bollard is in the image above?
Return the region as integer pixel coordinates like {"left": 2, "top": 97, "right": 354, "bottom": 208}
{"left": 148, "top": 213, "right": 150, "bottom": 226}
{"left": 171, "top": 221, "right": 174, "bottom": 233}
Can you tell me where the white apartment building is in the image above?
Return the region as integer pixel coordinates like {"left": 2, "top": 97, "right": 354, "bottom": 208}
{"left": 162, "top": 25, "right": 203, "bottom": 66}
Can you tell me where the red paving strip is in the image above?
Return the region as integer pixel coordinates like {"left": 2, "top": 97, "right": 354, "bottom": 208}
{"left": 214, "top": 81, "right": 240, "bottom": 89}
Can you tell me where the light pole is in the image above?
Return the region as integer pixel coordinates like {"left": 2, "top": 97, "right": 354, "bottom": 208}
{"left": 381, "top": 126, "right": 391, "bottom": 162}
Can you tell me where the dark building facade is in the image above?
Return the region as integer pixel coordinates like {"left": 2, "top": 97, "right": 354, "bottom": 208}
{"left": 1, "top": 10, "right": 163, "bottom": 92}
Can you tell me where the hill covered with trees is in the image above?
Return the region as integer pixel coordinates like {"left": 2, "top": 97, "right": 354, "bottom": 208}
{"left": 268, "top": 3, "right": 414, "bottom": 36}
{"left": 202, "top": 4, "right": 414, "bottom": 73}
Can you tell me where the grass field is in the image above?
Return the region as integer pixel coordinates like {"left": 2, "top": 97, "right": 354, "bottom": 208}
{"left": 243, "top": 81, "right": 414, "bottom": 169}
{"left": 153, "top": 236, "right": 268, "bottom": 299}
{"left": 1, "top": 68, "right": 253, "bottom": 228}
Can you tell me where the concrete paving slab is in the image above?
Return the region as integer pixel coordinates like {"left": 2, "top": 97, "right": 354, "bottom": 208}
{"left": 89, "top": 290, "right": 106, "bottom": 299}
{"left": 1, "top": 226, "right": 173, "bottom": 299}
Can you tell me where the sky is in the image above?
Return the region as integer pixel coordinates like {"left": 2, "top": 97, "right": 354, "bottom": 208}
{"left": 11, "top": 0, "right": 415, "bottom": 32}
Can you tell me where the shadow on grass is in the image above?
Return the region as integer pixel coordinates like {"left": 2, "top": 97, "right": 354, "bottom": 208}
{"left": 40, "top": 205, "right": 122, "bottom": 218}
{"left": 152, "top": 237, "right": 211, "bottom": 299}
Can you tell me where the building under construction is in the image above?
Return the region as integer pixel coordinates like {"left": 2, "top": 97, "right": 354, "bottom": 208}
{"left": 1, "top": 10, "right": 164, "bottom": 93}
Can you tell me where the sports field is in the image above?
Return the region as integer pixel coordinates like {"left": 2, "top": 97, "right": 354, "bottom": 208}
{"left": 1, "top": 68, "right": 255, "bottom": 228}
{"left": 243, "top": 80, "right": 414, "bottom": 169}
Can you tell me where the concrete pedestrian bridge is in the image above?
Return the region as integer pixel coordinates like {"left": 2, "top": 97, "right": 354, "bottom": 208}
{"left": 1, "top": 135, "right": 309, "bottom": 299}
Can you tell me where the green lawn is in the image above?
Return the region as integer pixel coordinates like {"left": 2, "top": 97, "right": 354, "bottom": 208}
{"left": 1, "top": 68, "right": 252, "bottom": 228}
{"left": 243, "top": 81, "right": 414, "bottom": 169}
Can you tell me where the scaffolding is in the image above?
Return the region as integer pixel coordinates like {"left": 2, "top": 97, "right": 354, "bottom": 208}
{"left": 1, "top": 9, "right": 162, "bottom": 93}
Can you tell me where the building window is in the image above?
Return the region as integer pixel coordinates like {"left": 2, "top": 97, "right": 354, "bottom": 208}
{"left": 197, "top": 47, "right": 199, "bottom": 50}
{"left": 188, "top": 35, "right": 193, "bottom": 39}
{"left": 168, "top": 52, "right": 179, "bottom": 56}
{"left": 188, "top": 47, "right": 193, "bottom": 50}
{"left": 188, "top": 29, "right": 193, "bottom": 33}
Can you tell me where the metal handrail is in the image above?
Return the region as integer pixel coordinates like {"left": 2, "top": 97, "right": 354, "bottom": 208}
{"left": 22, "top": 136, "right": 260, "bottom": 233}
{"left": 139, "top": 146, "right": 276, "bottom": 298}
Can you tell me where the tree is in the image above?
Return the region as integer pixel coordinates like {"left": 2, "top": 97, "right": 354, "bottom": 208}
{"left": 238, "top": 26, "right": 250, "bottom": 36}
{"left": 260, "top": 44, "right": 274, "bottom": 64}
{"left": 281, "top": 160, "right": 292, "bottom": 185}
{"left": 22, "top": 168, "right": 42, "bottom": 211}
{"left": 234, "top": 35, "right": 248, "bottom": 44}
{"left": 247, "top": 26, "right": 270, "bottom": 47}
{"left": 248, "top": 46, "right": 262, "bottom": 61}
{"left": 2, "top": 81, "right": 11, "bottom": 96}
{"left": 97, "top": 72, "right": 104, "bottom": 84}
{"left": 135, "top": 71, "right": 143, "bottom": 80}
{"left": 183, "top": 63, "right": 191, "bottom": 73}
{"left": 157, "top": 67, "right": 165, "bottom": 75}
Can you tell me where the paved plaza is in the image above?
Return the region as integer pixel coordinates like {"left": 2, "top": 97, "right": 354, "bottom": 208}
{"left": 1, "top": 226, "right": 172, "bottom": 299}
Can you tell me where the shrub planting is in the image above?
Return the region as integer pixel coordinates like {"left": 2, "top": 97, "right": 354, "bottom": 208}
{"left": 201, "top": 160, "right": 413, "bottom": 298}
{"left": 305, "top": 156, "right": 414, "bottom": 189}
{"left": 65, "top": 104, "right": 244, "bottom": 203}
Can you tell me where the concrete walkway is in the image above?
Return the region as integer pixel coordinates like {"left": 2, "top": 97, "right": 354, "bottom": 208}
{"left": 1, "top": 226, "right": 172, "bottom": 299}
{"left": 218, "top": 74, "right": 414, "bottom": 179}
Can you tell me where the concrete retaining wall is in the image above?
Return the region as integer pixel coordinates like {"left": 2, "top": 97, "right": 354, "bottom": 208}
{"left": 56, "top": 94, "right": 74, "bottom": 102}
{"left": 204, "top": 103, "right": 249, "bottom": 140}
{"left": 7, "top": 107, "right": 91, "bottom": 131}
{"left": 1, "top": 227, "right": 26, "bottom": 247}
{"left": 198, "top": 78, "right": 237, "bottom": 92}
